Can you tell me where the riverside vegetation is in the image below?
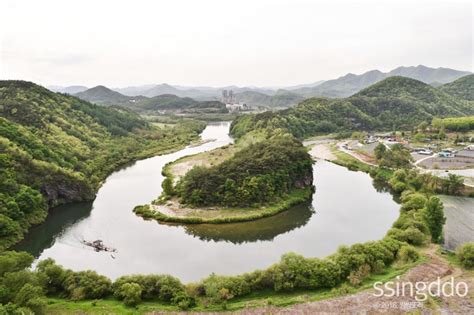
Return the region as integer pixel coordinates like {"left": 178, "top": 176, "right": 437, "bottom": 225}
{"left": 0, "top": 81, "right": 206, "bottom": 250}
{"left": 1, "top": 75, "right": 474, "bottom": 313}
{"left": 134, "top": 128, "right": 314, "bottom": 223}
{"left": 0, "top": 149, "right": 460, "bottom": 313}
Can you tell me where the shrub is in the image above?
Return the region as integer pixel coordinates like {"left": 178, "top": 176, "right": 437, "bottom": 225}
{"left": 113, "top": 274, "right": 185, "bottom": 303}
{"left": 457, "top": 243, "right": 474, "bottom": 269}
{"left": 172, "top": 291, "right": 195, "bottom": 310}
{"left": 64, "top": 271, "right": 112, "bottom": 300}
{"left": 386, "top": 227, "right": 426, "bottom": 246}
{"left": 201, "top": 274, "right": 251, "bottom": 302}
{"left": 0, "top": 252, "right": 34, "bottom": 277}
{"left": 13, "top": 284, "right": 46, "bottom": 315}
{"left": 347, "top": 264, "right": 371, "bottom": 287}
{"left": 397, "top": 245, "right": 419, "bottom": 264}
{"left": 35, "top": 259, "right": 68, "bottom": 294}
{"left": 371, "top": 260, "right": 386, "bottom": 274}
{"left": 119, "top": 283, "right": 142, "bottom": 307}
{"left": 400, "top": 192, "right": 427, "bottom": 211}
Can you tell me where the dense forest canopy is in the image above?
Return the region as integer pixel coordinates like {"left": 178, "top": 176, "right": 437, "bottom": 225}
{"left": 231, "top": 77, "right": 474, "bottom": 139}
{"left": 174, "top": 132, "right": 313, "bottom": 207}
{"left": 438, "top": 74, "right": 474, "bottom": 101}
{"left": 0, "top": 80, "right": 205, "bottom": 249}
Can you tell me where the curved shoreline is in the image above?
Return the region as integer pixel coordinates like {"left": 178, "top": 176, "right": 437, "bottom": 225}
{"left": 133, "top": 187, "right": 314, "bottom": 224}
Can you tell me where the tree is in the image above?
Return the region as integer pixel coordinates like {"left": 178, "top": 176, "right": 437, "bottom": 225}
{"left": 443, "top": 174, "right": 464, "bottom": 195}
{"left": 374, "top": 143, "right": 386, "bottom": 161}
{"left": 120, "top": 283, "right": 142, "bottom": 307}
{"left": 378, "top": 144, "right": 413, "bottom": 169}
{"left": 0, "top": 251, "right": 35, "bottom": 277}
{"left": 417, "top": 121, "right": 428, "bottom": 132}
{"left": 14, "top": 284, "right": 46, "bottom": 314}
{"left": 161, "top": 178, "right": 174, "bottom": 196}
{"left": 457, "top": 243, "right": 474, "bottom": 269}
{"left": 422, "top": 196, "right": 446, "bottom": 243}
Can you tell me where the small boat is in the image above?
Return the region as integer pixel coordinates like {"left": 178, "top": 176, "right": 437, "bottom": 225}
{"left": 82, "top": 239, "right": 117, "bottom": 253}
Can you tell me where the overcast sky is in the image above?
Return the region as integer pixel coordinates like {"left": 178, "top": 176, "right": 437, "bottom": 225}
{"left": 0, "top": 0, "right": 472, "bottom": 87}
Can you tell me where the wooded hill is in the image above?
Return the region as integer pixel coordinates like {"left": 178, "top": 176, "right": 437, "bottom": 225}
{"left": 231, "top": 76, "right": 474, "bottom": 139}
{"left": 234, "top": 90, "right": 304, "bottom": 109}
{"left": 438, "top": 74, "right": 474, "bottom": 101}
{"left": 74, "top": 86, "right": 228, "bottom": 114}
{"left": 0, "top": 81, "right": 205, "bottom": 249}
{"left": 290, "top": 65, "right": 471, "bottom": 98}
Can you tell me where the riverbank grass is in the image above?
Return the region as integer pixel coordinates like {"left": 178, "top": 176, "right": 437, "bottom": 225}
{"left": 134, "top": 187, "right": 313, "bottom": 224}
{"left": 45, "top": 257, "right": 423, "bottom": 314}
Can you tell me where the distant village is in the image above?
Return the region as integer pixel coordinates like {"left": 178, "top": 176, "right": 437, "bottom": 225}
{"left": 341, "top": 132, "right": 474, "bottom": 171}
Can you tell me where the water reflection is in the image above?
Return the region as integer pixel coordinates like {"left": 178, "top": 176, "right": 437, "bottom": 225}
{"left": 180, "top": 201, "right": 314, "bottom": 244}
{"left": 15, "top": 123, "right": 400, "bottom": 282}
{"left": 14, "top": 202, "right": 93, "bottom": 257}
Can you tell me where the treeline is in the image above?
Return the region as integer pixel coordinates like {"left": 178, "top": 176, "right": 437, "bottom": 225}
{"left": 0, "top": 81, "right": 206, "bottom": 249}
{"left": 2, "top": 165, "right": 451, "bottom": 313}
{"left": 171, "top": 133, "right": 313, "bottom": 207}
{"left": 230, "top": 76, "right": 474, "bottom": 139}
{"left": 432, "top": 116, "right": 474, "bottom": 132}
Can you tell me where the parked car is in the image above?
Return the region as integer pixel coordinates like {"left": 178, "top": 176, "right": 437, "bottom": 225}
{"left": 418, "top": 149, "right": 433, "bottom": 155}
{"left": 438, "top": 152, "right": 455, "bottom": 158}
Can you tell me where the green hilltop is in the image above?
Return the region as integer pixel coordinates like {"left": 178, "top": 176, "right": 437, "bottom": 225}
{"left": 74, "top": 85, "right": 146, "bottom": 106}
{"left": 75, "top": 86, "right": 228, "bottom": 114}
{"left": 438, "top": 74, "right": 474, "bottom": 101}
{"left": 231, "top": 76, "right": 474, "bottom": 138}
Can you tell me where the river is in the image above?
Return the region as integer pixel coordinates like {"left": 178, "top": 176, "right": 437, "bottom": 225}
{"left": 15, "top": 122, "right": 399, "bottom": 282}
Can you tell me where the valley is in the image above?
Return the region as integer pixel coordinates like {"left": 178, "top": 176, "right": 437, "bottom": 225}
{"left": 1, "top": 70, "right": 473, "bottom": 314}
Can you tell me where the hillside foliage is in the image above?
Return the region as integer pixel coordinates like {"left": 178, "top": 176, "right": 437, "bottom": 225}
{"left": 231, "top": 77, "right": 474, "bottom": 139}
{"left": 0, "top": 81, "right": 205, "bottom": 249}
{"left": 174, "top": 133, "right": 313, "bottom": 207}
{"left": 438, "top": 74, "right": 474, "bottom": 101}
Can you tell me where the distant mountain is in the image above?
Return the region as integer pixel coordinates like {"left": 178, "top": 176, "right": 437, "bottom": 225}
{"left": 139, "top": 84, "right": 183, "bottom": 97}
{"left": 134, "top": 94, "right": 197, "bottom": 110}
{"left": 113, "top": 84, "right": 157, "bottom": 96}
{"left": 48, "top": 85, "right": 88, "bottom": 94}
{"left": 231, "top": 76, "right": 474, "bottom": 138}
{"left": 350, "top": 76, "right": 474, "bottom": 122}
{"left": 124, "top": 84, "right": 278, "bottom": 100}
{"left": 291, "top": 65, "right": 471, "bottom": 98}
{"left": 75, "top": 86, "right": 145, "bottom": 106}
{"left": 293, "top": 70, "right": 386, "bottom": 98}
{"left": 438, "top": 74, "right": 474, "bottom": 101}
{"left": 235, "top": 90, "right": 304, "bottom": 108}
{"left": 285, "top": 80, "right": 325, "bottom": 90}
{"left": 133, "top": 94, "right": 227, "bottom": 114}
{"left": 388, "top": 65, "right": 470, "bottom": 84}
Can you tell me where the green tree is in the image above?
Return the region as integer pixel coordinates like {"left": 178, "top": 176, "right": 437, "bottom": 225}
{"left": 374, "top": 143, "right": 386, "bottom": 161}
{"left": 422, "top": 196, "right": 446, "bottom": 243}
{"left": 120, "top": 283, "right": 142, "bottom": 307}
{"left": 443, "top": 174, "right": 464, "bottom": 195}
{"left": 161, "top": 178, "right": 174, "bottom": 196}
{"left": 457, "top": 243, "right": 474, "bottom": 269}
{"left": 14, "top": 284, "right": 46, "bottom": 315}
